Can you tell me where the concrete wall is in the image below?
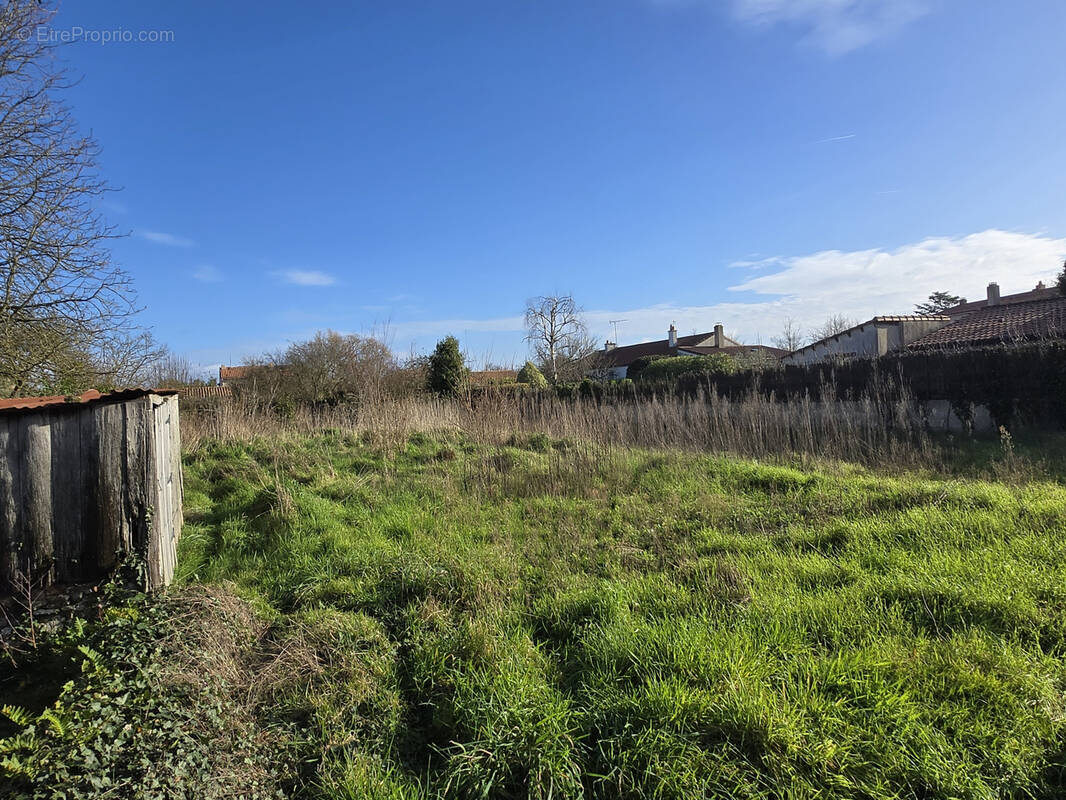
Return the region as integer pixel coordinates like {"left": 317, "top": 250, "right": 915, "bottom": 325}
{"left": 784, "top": 319, "right": 951, "bottom": 365}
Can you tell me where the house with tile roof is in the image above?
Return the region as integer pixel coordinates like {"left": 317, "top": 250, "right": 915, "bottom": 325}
{"left": 594, "top": 324, "right": 784, "bottom": 378}
{"left": 908, "top": 282, "right": 1066, "bottom": 350}
{"left": 940, "top": 280, "right": 1058, "bottom": 317}
{"left": 783, "top": 280, "right": 1066, "bottom": 364}
{"left": 219, "top": 365, "right": 254, "bottom": 385}
{"left": 782, "top": 316, "right": 953, "bottom": 365}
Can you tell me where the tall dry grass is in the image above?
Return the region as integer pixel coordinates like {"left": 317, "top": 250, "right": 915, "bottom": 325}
{"left": 182, "top": 387, "right": 939, "bottom": 467}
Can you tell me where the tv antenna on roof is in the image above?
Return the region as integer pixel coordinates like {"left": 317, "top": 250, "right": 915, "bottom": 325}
{"left": 609, "top": 319, "right": 628, "bottom": 342}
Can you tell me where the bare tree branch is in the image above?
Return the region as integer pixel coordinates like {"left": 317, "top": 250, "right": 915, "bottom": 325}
{"left": 523, "top": 295, "right": 596, "bottom": 383}
{"left": 0, "top": 1, "right": 160, "bottom": 396}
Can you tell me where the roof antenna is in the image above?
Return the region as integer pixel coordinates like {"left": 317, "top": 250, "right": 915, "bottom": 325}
{"left": 609, "top": 319, "right": 627, "bottom": 341}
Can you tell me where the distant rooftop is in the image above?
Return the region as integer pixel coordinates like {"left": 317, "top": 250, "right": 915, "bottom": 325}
{"left": 943, "top": 281, "right": 1058, "bottom": 316}
{"left": 909, "top": 294, "right": 1066, "bottom": 349}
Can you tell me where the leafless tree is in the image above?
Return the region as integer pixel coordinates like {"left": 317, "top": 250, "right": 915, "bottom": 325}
{"left": 524, "top": 295, "right": 596, "bottom": 383}
{"left": 252, "top": 330, "right": 397, "bottom": 407}
{"left": 146, "top": 349, "right": 198, "bottom": 388}
{"left": 771, "top": 316, "right": 804, "bottom": 352}
{"left": 0, "top": 1, "right": 160, "bottom": 396}
{"left": 808, "top": 314, "right": 858, "bottom": 344}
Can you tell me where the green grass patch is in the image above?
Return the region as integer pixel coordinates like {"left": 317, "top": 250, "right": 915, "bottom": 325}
{"left": 30, "top": 431, "right": 1066, "bottom": 798}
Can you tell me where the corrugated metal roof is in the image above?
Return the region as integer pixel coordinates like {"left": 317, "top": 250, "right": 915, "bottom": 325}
{"left": 0, "top": 388, "right": 179, "bottom": 414}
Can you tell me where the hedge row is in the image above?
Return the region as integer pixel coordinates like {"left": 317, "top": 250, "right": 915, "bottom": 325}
{"left": 637, "top": 342, "right": 1066, "bottom": 428}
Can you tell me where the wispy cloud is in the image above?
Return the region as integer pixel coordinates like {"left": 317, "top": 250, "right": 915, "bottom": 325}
{"left": 652, "top": 0, "right": 929, "bottom": 54}
{"left": 731, "top": 0, "right": 929, "bottom": 54}
{"left": 273, "top": 269, "right": 337, "bottom": 287}
{"left": 388, "top": 229, "right": 1066, "bottom": 349}
{"left": 389, "top": 315, "right": 526, "bottom": 339}
{"left": 815, "top": 133, "right": 856, "bottom": 144}
{"left": 138, "top": 230, "right": 194, "bottom": 247}
{"left": 192, "top": 264, "right": 223, "bottom": 283}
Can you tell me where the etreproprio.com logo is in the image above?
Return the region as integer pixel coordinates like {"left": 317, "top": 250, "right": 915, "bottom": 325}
{"left": 26, "top": 26, "right": 175, "bottom": 44}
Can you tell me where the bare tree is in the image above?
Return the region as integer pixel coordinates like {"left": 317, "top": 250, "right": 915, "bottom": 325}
{"left": 146, "top": 349, "right": 198, "bottom": 389}
{"left": 523, "top": 295, "right": 596, "bottom": 383}
{"left": 0, "top": 1, "right": 160, "bottom": 396}
{"left": 771, "top": 317, "right": 804, "bottom": 352}
{"left": 254, "top": 330, "right": 397, "bottom": 407}
{"left": 808, "top": 314, "right": 858, "bottom": 344}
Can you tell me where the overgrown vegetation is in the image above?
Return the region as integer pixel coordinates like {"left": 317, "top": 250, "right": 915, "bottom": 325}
{"left": 0, "top": 586, "right": 290, "bottom": 798}
{"left": 22, "top": 430, "right": 1048, "bottom": 798}
{"left": 636, "top": 352, "right": 736, "bottom": 382}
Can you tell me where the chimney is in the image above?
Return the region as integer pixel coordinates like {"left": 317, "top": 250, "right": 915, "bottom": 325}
{"left": 987, "top": 282, "right": 1000, "bottom": 306}
{"left": 604, "top": 340, "right": 616, "bottom": 352}
{"left": 714, "top": 324, "right": 725, "bottom": 348}
{"left": 668, "top": 324, "right": 677, "bottom": 348}
{"left": 1036, "top": 281, "right": 1047, "bottom": 290}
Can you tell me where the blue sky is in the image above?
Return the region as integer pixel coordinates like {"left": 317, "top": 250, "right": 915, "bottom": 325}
{"left": 53, "top": 0, "right": 1066, "bottom": 372}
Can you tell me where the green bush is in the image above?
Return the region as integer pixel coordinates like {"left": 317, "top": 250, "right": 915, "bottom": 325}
{"left": 638, "top": 353, "right": 737, "bottom": 382}
{"left": 626, "top": 355, "right": 665, "bottom": 381}
{"left": 517, "top": 361, "right": 549, "bottom": 388}
{"left": 426, "top": 336, "right": 467, "bottom": 397}
{"left": 578, "top": 378, "right": 603, "bottom": 400}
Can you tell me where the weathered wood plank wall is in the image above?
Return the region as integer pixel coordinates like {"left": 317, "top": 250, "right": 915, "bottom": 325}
{"left": 0, "top": 393, "right": 182, "bottom": 592}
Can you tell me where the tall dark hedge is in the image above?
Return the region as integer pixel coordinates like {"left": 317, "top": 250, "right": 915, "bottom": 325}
{"left": 636, "top": 342, "right": 1066, "bottom": 429}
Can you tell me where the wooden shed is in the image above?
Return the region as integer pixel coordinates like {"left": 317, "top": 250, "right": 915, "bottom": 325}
{"left": 0, "top": 389, "right": 182, "bottom": 592}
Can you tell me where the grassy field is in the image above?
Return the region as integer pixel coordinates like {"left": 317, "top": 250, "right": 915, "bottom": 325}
{"left": 145, "top": 430, "right": 1066, "bottom": 798}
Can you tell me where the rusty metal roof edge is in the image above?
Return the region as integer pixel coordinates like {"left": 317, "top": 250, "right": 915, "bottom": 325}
{"left": 0, "top": 387, "right": 181, "bottom": 414}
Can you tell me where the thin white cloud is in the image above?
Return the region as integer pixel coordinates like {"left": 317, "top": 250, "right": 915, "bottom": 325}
{"left": 387, "top": 229, "right": 1066, "bottom": 349}
{"left": 389, "top": 315, "right": 526, "bottom": 339}
{"left": 732, "top": 0, "right": 929, "bottom": 54}
{"left": 815, "top": 133, "right": 856, "bottom": 143}
{"left": 138, "top": 230, "right": 194, "bottom": 247}
{"left": 652, "top": 0, "right": 928, "bottom": 54}
{"left": 192, "top": 264, "right": 223, "bottom": 283}
{"left": 273, "top": 269, "right": 337, "bottom": 287}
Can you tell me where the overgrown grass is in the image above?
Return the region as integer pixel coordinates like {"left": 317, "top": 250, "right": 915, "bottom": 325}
{"left": 165, "top": 431, "right": 1066, "bottom": 798}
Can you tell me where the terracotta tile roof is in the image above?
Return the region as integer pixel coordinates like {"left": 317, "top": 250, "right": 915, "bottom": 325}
{"left": 943, "top": 286, "right": 1059, "bottom": 316}
{"left": 679, "top": 345, "right": 788, "bottom": 359}
{"left": 178, "top": 384, "right": 232, "bottom": 399}
{"left": 219, "top": 365, "right": 253, "bottom": 381}
{"left": 601, "top": 331, "right": 741, "bottom": 367}
{"left": 0, "top": 388, "right": 180, "bottom": 414}
{"left": 867, "top": 315, "right": 952, "bottom": 323}
{"left": 908, "top": 295, "right": 1066, "bottom": 349}
{"left": 469, "top": 370, "right": 518, "bottom": 385}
